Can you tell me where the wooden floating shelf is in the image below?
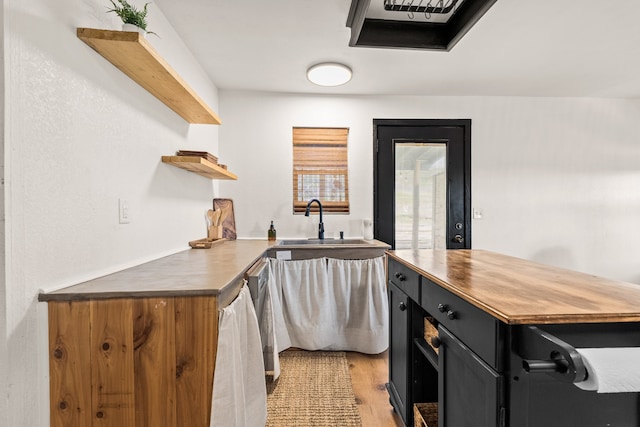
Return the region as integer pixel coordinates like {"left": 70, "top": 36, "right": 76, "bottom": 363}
{"left": 77, "top": 28, "right": 221, "bottom": 125}
{"left": 162, "top": 156, "right": 237, "bottom": 180}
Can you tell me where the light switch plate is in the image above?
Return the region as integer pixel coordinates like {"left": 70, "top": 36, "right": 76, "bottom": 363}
{"left": 119, "top": 198, "right": 130, "bottom": 224}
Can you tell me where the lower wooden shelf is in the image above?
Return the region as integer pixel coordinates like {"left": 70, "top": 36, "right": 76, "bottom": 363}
{"left": 415, "top": 338, "right": 438, "bottom": 371}
{"left": 162, "top": 156, "right": 237, "bottom": 180}
{"left": 414, "top": 403, "right": 438, "bottom": 427}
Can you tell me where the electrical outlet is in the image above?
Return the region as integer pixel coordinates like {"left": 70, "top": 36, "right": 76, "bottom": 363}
{"left": 119, "top": 198, "right": 130, "bottom": 224}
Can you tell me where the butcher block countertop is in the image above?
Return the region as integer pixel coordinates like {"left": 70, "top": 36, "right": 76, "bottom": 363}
{"left": 39, "top": 240, "right": 275, "bottom": 304}
{"left": 388, "top": 249, "right": 640, "bottom": 325}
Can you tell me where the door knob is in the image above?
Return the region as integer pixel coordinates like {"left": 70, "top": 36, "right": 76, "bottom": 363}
{"left": 454, "top": 234, "right": 464, "bottom": 244}
{"left": 399, "top": 302, "right": 407, "bottom": 311}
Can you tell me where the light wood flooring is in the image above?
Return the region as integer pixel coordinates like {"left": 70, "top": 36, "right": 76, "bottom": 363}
{"left": 346, "top": 350, "right": 404, "bottom": 427}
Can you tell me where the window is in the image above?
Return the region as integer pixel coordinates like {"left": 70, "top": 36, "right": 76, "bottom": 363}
{"left": 293, "top": 127, "right": 349, "bottom": 214}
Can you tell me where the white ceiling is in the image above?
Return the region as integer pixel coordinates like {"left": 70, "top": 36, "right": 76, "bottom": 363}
{"left": 154, "top": 0, "right": 640, "bottom": 98}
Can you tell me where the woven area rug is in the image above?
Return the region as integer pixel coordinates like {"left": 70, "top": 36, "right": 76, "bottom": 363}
{"left": 266, "top": 350, "right": 362, "bottom": 427}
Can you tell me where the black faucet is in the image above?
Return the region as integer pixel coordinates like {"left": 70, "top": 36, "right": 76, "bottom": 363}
{"left": 304, "top": 198, "right": 324, "bottom": 240}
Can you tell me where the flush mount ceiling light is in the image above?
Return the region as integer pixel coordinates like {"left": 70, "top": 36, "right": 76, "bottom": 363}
{"left": 307, "top": 63, "right": 353, "bottom": 87}
{"left": 346, "top": 0, "right": 498, "bottom": 51}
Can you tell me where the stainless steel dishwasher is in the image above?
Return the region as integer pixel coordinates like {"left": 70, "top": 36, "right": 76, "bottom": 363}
{"left": 245, "top": 258, "right": 279, "bottom": 377}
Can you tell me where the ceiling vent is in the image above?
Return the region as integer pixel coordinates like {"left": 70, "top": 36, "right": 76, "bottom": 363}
{"left": 346, "top": 0, "right": 497, "bottom": 51}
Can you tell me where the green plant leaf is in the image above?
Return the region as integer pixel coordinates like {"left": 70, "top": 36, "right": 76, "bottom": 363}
{"left": 106, "top": 0, "right": 157, "bottom": 34}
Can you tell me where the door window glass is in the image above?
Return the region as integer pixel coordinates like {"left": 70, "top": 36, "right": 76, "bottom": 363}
{"left": 395, "top": 143, "right": 447, "bottom": 250}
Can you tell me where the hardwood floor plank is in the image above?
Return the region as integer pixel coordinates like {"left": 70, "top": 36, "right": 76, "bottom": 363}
{"left": 347, "top": 351, "right": 404, "bottom": 427}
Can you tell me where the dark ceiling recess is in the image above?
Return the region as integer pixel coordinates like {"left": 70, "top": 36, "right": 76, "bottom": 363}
{"left": 346, "top": 0, "right": 497, "bottom": 51}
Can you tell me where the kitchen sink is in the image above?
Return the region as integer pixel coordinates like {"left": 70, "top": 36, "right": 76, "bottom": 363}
{"left": 277, "top": 239, "right": 370, "bottom": 246}
{"left": 269, "top": 238, "right": 390, "bottom": 260}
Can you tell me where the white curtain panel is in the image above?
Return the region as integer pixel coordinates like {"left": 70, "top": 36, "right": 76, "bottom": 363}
{"left": 267, "top": 256, "right": 388, "bottom": 354}
{"left": 327, "top": 256, "right": 389, "bottom": 354}
{"left": 210, "top": 284, "right": 267, "bottom": 427}
{"left": 267, "top": 258, "right": 290, "bottom": 353}
{"left": 268, "top": 257, "right": 329, "bottom": 351}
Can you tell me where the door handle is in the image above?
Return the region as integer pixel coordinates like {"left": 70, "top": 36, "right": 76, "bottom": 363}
{"left": 454, "top": 234, "right": 464, "bottom": 244}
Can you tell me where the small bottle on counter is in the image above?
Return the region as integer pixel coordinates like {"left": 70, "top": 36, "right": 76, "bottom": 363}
{"left": 268, "top": 220, "right": 277, "bottom": 241}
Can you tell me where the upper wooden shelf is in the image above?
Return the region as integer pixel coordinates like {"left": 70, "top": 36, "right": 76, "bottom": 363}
{"left": 77, "top": 28, "right": 221, "bottom": 125}
{"left": 161, "top": 156, "right": 237, "bottom": 180}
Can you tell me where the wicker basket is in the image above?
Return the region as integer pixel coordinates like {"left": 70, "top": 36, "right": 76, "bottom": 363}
{"left": 414, "top": 402, "right": 438, "bottom": 427}
{"left": 424, "top": 317, "right": 439, "bottom": 354}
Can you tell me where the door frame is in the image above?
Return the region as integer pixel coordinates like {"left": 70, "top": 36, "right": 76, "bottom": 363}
{"left": 373, "top": 119, "right": 472, "bottom": 249}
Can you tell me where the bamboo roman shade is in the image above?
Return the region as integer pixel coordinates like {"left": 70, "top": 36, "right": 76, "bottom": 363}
{"left": 293, "top": 127, "right": 350, "bottom": 214}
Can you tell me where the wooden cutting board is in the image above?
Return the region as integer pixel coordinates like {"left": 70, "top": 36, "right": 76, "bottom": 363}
{"left": 213, "top": 198, "right": 237, "bottom": 240}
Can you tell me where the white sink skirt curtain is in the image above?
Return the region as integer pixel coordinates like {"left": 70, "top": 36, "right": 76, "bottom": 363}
{"left": 267, "top": 256, "right": 389, "bottom": 354}
{"left": 210, "top": 284, "right": 267, "bottom": 427}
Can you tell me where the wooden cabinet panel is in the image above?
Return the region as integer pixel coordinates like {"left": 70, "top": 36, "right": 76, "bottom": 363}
{"left": 48, "top": 301, "right": 92, "bottom": 427}
{"left": 133, "top": 298, "right": 177, "bottom": 427}
{"left": 175, "top": 296, "right": 218, "bottom": 427}
{"left": 422, "top": 276, "right": 503, "bottom": 370}
{"left": 388, "top": 258, "right": 421, "bottom": 303}
{"left": 90, "top": 299, "right": 136, "bottom": 426}
{"left": 388, "top": 282, "right": 410, "bottom": 424}
{"left": 438, "top": 326, "right": 504, "bottom": 427}
{"left": 47, "top": 296, "right": 220, "bottom": 427}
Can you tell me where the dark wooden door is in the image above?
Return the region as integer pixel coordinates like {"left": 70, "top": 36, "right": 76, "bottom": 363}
{"left": 387, "top": 281, "right": 410, "bottom": 425}
{"left": 374, "top": 119, "right": 471, "bottom": 249}
{"left": 438, "top": 326, "right": 504, "bottom": 427}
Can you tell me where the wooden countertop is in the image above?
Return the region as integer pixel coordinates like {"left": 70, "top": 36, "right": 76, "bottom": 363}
{"left": 39, "top": 240, "right": 275, "bottom": 304}
{"left": 388, "top": 249, "right": 640, "bottom": 325}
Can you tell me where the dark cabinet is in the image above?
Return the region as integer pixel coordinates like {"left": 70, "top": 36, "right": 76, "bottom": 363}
{"left": 422, "top": 277, "right": 503, "bottom": 371}
{"left": 387, "top": 251, "right": 640, "bottom": 427}
{"left": 388, "top": 259, "right": 438, "bottom": 426}
{"left": 388, "top": 281, "right": 410, "bottom": 425}
{"left": 438, "top": 326, "right": 504, "bottom": 427}
{"left": 387, "top": 257, "right": 503, "bottom": 427}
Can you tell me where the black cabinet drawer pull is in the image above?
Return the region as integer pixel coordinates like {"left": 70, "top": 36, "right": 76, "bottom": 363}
{"left": 437, "top": 303, "right": 456, "bottom": 320}
{"left": 399, "top": 302, "right": 407, "bottom": 311}
{"left": 394, "top": 272, "right": 406, "bottom": 281}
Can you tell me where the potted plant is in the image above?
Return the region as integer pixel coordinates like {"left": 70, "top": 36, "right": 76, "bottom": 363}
{"left": 107, "top": 0, "right": 157, "bottom": 36}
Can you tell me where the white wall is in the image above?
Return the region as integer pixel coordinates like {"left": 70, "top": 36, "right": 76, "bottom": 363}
{"left": 219, "top": 91, "right": 640, "bottom": 284}
{"left": 3, "top": 0, "right": 223, "bottom": 425}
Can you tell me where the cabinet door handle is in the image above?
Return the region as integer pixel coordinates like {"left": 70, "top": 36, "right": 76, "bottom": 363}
{"left": 399, "top": 302, "right": 407, "bottom": 311}
{"left": 438, "top": 303, "right": 447, "bottom": 313}
{"left": 430, "top": 336, "right": 441, "bottom": 348}
{"left": 447, "top": 310, "right": 457, "bottom": 320}
{"left": 394, "top": 272, "right": 406, "bottom": 281}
